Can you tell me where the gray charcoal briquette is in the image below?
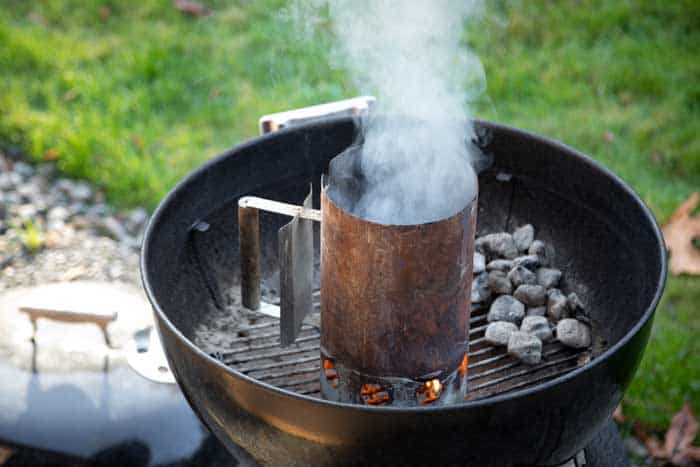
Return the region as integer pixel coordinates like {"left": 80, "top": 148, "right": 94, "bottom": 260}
{"left": 488, "top": 270, "right": 513, "bottom": 295}
{"left": 508, "top": 331, "right": 543, "bottom": 364}
{"left": 520, "top": 316, "right": 553, "bottom": 342}
{"left": 513, "top": 224, "right": 535, "bottom": 252}
{"left": 513, "top": 254, "right": 540, "bottom": 270}
{"left": 474, "top": 232, "right": 519, "bottom": 259}
{"left": 487, "top": 295, "right": 525, "bottom": 324}
{"left": 486, "top": 259, "right": 513, "bottom": 272}
{"left": 556, "top": 319, "right": 591, "bottom": 348}
{"left": 471, "top": 271, "right": 491, "bottom": 303}
{"left": 485, "top": 321, "right": 518, "bottom": 346}
{"left": 546, "top": 288, "right": 569, "bottom": 322}
{"left": 526, "top": 306, "right": 546, "bottom": 317}
{"left": 507, "top": 265, "right": 537, "bottom": 287}
{"left": 513, "top": 284, "right": 547, "bottom": 306}
{"left": 536, "top": 268, "right": 562, "bottom": 289}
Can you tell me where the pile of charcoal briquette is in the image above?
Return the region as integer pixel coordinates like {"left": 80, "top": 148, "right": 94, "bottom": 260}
{"left": 471, "top": 224, "right": 591, "bottom": 365}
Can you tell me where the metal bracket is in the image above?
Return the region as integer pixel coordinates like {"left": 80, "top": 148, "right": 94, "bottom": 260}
{"left": 238, "top": 187, "right": 320, "bottom": 346}
{"left": 126, "top": 326, "right": 176, "bottom": 384}
{"left": 239, "top": 96, "right": 373, "bottom": 343}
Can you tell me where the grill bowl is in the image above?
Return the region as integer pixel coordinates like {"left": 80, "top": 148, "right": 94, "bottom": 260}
{"left": 141, "top": 118, "right": 666, "bottom": 466}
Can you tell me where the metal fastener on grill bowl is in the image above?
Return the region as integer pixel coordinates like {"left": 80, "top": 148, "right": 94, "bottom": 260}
{"left": 141, "top": 100, "right": 666, "bottom": 467}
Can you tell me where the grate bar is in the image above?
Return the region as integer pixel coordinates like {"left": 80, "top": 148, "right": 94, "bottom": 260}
{"left": 468, "top": 353, "right": 582, "bottom": 393}
{"left": 253, "top": 366, "right": 319, "bottom": 381}
{"left": 240, "top": 320, "right": 278, "bottom": 331}
{"left": 227, "top": 327, "right": 316, "bottom": 345}
{"left": 222, "top": 334, "right": 319, "bottom": 357}
{"left": 236, "top": 355, "right": 319, "bottom": 373}
{"left": 223, "top": 344, "right": 319, "bottom": 364}
{"left": 271, "top": 375, "right": 319, "bottom": 388}
{"left": 469, "top": 346, "right": 575, "bottom": 381}
{"left": 468, "top": 346, "right": 497, "bottom": 358}
{"left": 215, "top": 301, "right": 590, "bottom": 402}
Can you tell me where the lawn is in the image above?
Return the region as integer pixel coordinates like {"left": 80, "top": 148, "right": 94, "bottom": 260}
{"left": 1, "top": 0, "right": 698, "bottom": 434}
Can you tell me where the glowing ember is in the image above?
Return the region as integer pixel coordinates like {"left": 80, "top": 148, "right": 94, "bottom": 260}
{"left": 323, "top": 359, "right": 338, "bottom": 388}
{"left": 418, "top": 378, "right": 443, "bottom": 404}
{"left": 360, "top": 383, "right": 391, "bottom": 405}
{"left": 360, "top": 383, "right": 383, "bottom": 396}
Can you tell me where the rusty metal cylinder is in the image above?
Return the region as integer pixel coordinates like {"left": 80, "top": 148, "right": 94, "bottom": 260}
{"left": 320, "top": 185, "right": 477, "bottom": 406}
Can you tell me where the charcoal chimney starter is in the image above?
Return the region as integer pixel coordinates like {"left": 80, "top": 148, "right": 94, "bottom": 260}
{"left": 319, "top": 176, "right": 477, "bottom": 405}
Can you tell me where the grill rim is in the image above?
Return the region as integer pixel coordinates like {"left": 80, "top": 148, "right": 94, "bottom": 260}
{"left": 140, "top": 117, "right": 667, "bottom": 414}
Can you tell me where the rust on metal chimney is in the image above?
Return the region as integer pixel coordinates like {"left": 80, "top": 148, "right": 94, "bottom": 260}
{"left": 320, "top": 184, "right": 477, "bottom": 406}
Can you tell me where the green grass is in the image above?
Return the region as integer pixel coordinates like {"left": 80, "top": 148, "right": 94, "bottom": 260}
{"left": 0, "top": 0, "right": 698, "bottom": 434}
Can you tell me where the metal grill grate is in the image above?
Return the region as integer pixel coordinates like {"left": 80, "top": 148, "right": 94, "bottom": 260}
{"left": 213, "top": 303, "right": 590, "bottom": 401}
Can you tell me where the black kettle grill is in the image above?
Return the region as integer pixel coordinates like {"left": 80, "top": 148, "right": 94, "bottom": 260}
{"left": 140, "top": 103, "right": 666, "bottom": 466}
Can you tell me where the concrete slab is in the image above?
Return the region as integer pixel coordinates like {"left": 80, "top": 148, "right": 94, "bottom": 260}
{"left": 0, "top": 282, "right": 154, "bottom": 374}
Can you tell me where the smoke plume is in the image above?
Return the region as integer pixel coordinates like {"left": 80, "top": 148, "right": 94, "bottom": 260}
{"left": 288, "top": 0, "right": 486, "bottom": 224}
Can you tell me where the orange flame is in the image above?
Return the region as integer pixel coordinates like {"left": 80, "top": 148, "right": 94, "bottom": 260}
{"left": 460, "top": 353, "right": 469, "bottom": 378}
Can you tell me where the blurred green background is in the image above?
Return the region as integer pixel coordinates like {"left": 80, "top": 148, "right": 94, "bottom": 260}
{"left": 0, "top": 0, "right": 698, "bottom": 435}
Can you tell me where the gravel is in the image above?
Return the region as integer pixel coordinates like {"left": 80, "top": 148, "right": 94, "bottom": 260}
{"left": 126, "top": 207, "right": 149, "bottom": 235}
{"left": 47, "top": 206, "right": 70, "bottom": 223}
{"left": 485, "top": 321, "right": 518, "bottom": 346}
{"left": 97, "top": 216, "right": 131, "bottom": 243}
{"left": 556, "top": 319, "right": 592, "bottom": 348}
{"left": 487, "top": 295, "right": 525, "bottom": 324}
{"left": 513, "top": 284, "right": 547, "bottom": 306}
{"left": 12, "top": 161, "right": 34, "bottom": 178}
{"left": 0, "top": 153, "right": 146, "bottom": 292}
{"left": 507, "top": 331, "right": 542, "bottom": 365}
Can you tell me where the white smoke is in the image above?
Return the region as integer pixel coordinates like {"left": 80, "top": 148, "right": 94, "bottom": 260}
{"left": 287, "top": 0, "right": 486, "bottom": 224}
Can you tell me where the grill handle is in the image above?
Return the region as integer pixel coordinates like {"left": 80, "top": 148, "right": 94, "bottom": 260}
{"left": 258, "top": 96, "right": 375, "bottom": 135}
